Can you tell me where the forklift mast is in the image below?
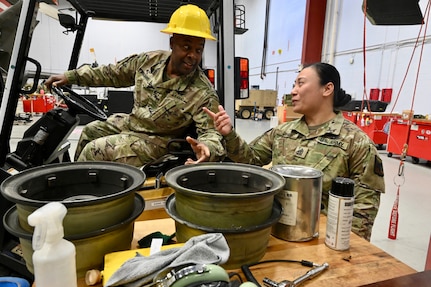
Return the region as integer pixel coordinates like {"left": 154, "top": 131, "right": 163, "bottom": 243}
{"left": 0, "top": 0, "right": 240, "bottom": 168}
{"left": 0, "top": 0, "right": 41, "bottom": 167}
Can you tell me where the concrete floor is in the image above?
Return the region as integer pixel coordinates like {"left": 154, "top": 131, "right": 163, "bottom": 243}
{"left": 6, "top": 115, "right": 431, "bottom": 273}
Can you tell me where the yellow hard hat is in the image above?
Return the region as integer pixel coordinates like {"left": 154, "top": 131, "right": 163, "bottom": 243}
{"left": 161, "top": 4, "right": 216, "bottom": 41}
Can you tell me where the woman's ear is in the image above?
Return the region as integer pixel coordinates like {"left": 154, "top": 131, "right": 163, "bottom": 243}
{"left": 169, "top": 36, "right": 173, "bottom": 49}
{"left": 323, "top": 82, "right": 334, "bottom": 98}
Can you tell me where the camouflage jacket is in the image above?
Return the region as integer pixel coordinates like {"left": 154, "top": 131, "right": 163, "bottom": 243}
{"left": 225, "top": 112, "right": 385, "bottom": 240}
{"left": 64, "top": 50, "right": 225, "bottom": 161}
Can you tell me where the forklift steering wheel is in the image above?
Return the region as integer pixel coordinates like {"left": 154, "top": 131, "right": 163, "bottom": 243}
{"left": 51, "top": 86, "right": 107, "bottom": 121}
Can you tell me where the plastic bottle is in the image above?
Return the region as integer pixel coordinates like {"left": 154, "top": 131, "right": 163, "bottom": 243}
{"left": 28, "top": 202, "right": 77, "bottom": 287}
{"left": 325, "top": 177, "right": 355, "bottom": 251}
{"left": 360, "top": 114, "right": 365, "bottom": 127}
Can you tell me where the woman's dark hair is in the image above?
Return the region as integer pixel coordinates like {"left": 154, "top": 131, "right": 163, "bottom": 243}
{"left": 303, "top": 62, "right": 351, "bottom": 108}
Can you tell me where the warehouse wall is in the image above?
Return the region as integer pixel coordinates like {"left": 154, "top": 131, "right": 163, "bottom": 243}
{"left": 29, "top": 9, "right": 169, "bottom": 73}
{"left": 235, "top": 0, "right": 305, "bottom": 105}
{"left": 330, "top": 0, "right": 431, "bottom": 115}
{"left": 235, "top": 0, "right": 431, "bottom": 115}
{"left": 27, "top": 0, "right": 217, "bottom": 75}
{"left": 26, "top": 0, "right": 431, "bottom": 115}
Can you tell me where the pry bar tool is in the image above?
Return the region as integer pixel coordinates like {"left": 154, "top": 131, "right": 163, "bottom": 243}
{"left": 263, "top": 262, "right": 329, "bottom": 287}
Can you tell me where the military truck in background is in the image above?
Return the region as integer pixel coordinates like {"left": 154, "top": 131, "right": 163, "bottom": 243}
{"left": 235, "top": 89, "right": 277, "bottom": 120}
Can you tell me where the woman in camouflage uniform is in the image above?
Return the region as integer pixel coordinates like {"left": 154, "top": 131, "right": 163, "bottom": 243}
{"left": 189, "top": 62, "right": 385, "bottom": 241}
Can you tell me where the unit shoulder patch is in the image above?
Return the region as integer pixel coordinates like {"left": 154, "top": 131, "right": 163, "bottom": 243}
{"left": 374, "top": 155, "right": 384, "bottom": 177}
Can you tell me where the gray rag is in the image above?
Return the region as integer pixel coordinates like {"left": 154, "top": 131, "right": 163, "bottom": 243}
{"left": 105, "top": 233, "right": 230, "bottom": 287}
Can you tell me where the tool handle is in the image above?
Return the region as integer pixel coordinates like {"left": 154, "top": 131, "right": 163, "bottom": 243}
{"left": 292, "top": 263, "right": 329, "bottom": 286}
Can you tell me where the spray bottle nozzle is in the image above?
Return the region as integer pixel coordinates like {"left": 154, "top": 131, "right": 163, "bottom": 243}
{"left": 28, "top": 202, "right": 67, "bottom": 251}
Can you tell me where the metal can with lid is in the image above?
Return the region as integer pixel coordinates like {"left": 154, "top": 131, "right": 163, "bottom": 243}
{"left": 270, "top": 165, "right": 323, "bottom": 242}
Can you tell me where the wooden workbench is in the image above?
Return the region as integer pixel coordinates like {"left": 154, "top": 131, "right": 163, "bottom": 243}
{"left": 76, "top": 215, "right": 418, "bottom": 287}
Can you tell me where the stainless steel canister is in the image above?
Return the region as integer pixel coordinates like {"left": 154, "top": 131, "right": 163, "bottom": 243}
{"left": 270, "top": 165, "right": 323, "bottom": 242}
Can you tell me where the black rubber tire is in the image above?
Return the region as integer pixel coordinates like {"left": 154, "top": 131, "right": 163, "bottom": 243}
{"left": 239, "top": 107, "right": 252, "bottom": 119}
{"left": 263, "top": 108, "right": 274, "bottom": 120}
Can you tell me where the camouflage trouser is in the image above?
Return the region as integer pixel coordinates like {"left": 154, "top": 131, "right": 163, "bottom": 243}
{"left": 74, "top": 114, "right": 168, "bottom": 167}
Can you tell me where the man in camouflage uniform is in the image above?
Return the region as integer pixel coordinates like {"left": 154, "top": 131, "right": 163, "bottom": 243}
{"left": 194, "top": 62, "right": 385, "bottom": 241}
{"left": 45, "top": 5, "right": 225, "bottom": 167}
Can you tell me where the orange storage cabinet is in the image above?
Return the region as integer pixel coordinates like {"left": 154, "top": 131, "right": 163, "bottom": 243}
{"left": 343, "top": 112, "right": 401, "bottom": 149}
{"left": 361, "top": 113, "right": 401, "bottom": 148}
{"left": 387, "top": 120, "right": 410, "bottom": 157}
{"left": 407, "top": 120, "right": 431, "bottom": 163}
{"left": 370, "top": 88, "right": 380, "bottom": 101}
{"left": 23, "top": 95, "right": 56, "bottom": 113}
{"left": 387, "top": 119, "right": 431, "bottom": 163}
{"left": 381, "top": 88, "right": 393, "bottom": 103}
{"left": 342, "top": 111, "right": 357, "bottom": 124}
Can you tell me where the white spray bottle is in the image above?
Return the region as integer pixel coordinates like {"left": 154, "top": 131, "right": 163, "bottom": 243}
{"left": 28, "top": 202, "right": 77, "bottom": 287}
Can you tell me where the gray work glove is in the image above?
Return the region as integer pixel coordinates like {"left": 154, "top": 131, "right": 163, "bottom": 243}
{"left": 105, "top": 233, "right": 230, "bottom": 287}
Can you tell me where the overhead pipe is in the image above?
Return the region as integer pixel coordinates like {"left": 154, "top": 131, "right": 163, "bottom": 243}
{"left": 321, "top": 1, "right": 331, "bottom": 62}
{"left": 261, "top": 0, "right": 270, "bottom": 79}
{"left": 329, "top": 0, "right": 340, "bottom": 64}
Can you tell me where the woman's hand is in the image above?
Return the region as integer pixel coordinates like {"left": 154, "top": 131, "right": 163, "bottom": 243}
{"left": 203, "top": 105, "right": 233, "bottom": 136}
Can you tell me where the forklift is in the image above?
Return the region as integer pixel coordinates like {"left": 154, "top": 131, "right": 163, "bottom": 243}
{"left": 0, "top": 0, "right": 249, "bottom": 280}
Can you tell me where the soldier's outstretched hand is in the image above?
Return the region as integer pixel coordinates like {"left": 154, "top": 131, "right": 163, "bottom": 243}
{"left": 203, "top": 105, "right": 233, "bottom": 136}
{"left": 44, "top": 74, "right": 69, "bottom": 91}
{"left": 185, "top": 136, "right": 210, "bottom": 164}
